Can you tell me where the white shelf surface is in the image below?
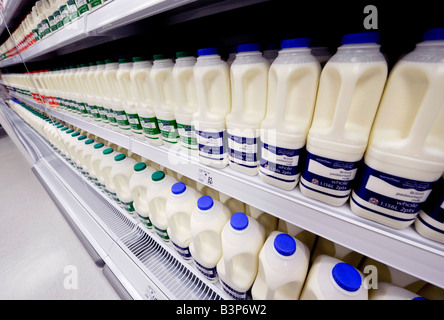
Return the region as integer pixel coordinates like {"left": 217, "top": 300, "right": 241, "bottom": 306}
{"left": 12, "top": 93, "right": 444, "bottom": 290}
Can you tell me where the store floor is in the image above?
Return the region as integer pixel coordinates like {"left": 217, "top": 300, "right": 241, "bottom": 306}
{"left": 0, "top": 132, "right": 120, "bottom": 300}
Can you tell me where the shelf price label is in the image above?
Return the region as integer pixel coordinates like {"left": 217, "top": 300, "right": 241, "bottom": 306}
{"left": 198, "top": 168, "right": 214, "bottom": 187}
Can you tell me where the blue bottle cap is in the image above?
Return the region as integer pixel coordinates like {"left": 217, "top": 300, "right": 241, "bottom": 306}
{"left": 412, "top": 297, "right": 428, "bottom": 300}
{"left": 341, "top": 32, "right": 380, "bottom": 45}
{"left": 172, "top": 182, "right": 186, "bottom": 195}
{"left": 230, "top": 212, "right": 249, "bottom": 231}
{"left": 237, "top": 43, "right": 260, "bottom": 53}
{"left": 281, "top": 38, "right": 310, "bottom": 49}
{"left": 331, "top": 262, "right": 362, "bottom": 292}
{"left": 423, "top": 27, "right": 444, "bottom": 41}
{"left": 197, "top": 48, "right": 218, "bottom": 56}
{"left": 197, "top": 195, "right": 214, "bottom": 211}
{"left": 274, "top": 233, "right": 296, "bottom": 256}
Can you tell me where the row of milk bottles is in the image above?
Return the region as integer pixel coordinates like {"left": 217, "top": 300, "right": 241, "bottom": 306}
{"left": 0, "top": 0, "right": 109, "bottom": 58}
{"left": 7, "top": 98, "right": 444, "bottom": 300}
{"left": 3, "top": 28, "right": 444, "bottom": 239}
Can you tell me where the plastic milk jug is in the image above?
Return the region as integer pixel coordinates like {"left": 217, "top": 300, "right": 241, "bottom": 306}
{"left": 172, "top": 51, "right": 198, "bottom": 154}
{"left": 300, "top": 255, "right": 368, "bottom": 300}
{"left": 66, "top": 131, "right": 80, "bottom": 164}
{"left": 351, "top": 28, "right": 444, "bottom": 229}
{"left": 311, "top": 236, "right": 364, "bottom": 268}
{"left": 151, "top": 54, "right": 179, "bottom": 146}
{"left": 193, "top": 48, "right": 231, "bottom": 168}
{"left": 60, "top": 128, "right": 74, "bottom": 158}
{"left": 72, "top": 134, "right": 86, "bottom": 170}
{"left": 217, "top": 212, "right": 265, "bottom": 299}
{"left": 300, "top": 32, "right": 388, "bottom": 206}
{"left": 89, "top": 142, "right": 106, "bottom": 189}
{"left": 165, "top": 182, "right": 202, "bottom": 261}
{"left": 277, "top": 219, "right": 317, "bottom": 252}
{"left": 99, "top": 147, "right": 119, "bottom": 201}
{"left": 251, "top": 231, "right": 310, "bottom": 300}
{"left": 110, "top": 154, "right": 137, "bottom": 213}
{"left": 116, "top": 58, "right": 142, "bottom": 136}
{"left": 102, "top": 59, "right": 120, "bottom": 129}
{"left": 146, "top": 171, "right": 178, "bottom": 242}
{"left": 260, "top": 38, "right": 321, "bottom": 190}
{"left": 415, "top": 174, "right": 444, "bottom": 244}
{"left": 369, "top": 282, "right": 427, "bottom": 300}
{"left": 81, "top": 139, "right": 99, "bottom": 179}
{"left": 226, "top": 43, "right": 269, "bottom": 176}
{"left": 189, "top": 195, "right": 231, "bottom": 282}
{"left": 77, "top": 138, "right": 95, "bottom": 175}
{"left": 130, "top": 57, "right": 161, "bottom": 143}
{"left": 84, "top": 62, "right": 102, "bottom": 123}
{"left": 129, "top": 162, "right": 156, "bottom": 229}
{"left": 93, "top": 61, "right": 109, "bottom": 125}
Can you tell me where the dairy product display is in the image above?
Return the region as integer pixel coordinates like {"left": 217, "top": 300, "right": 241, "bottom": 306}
{"left": 110, "top": 153, "right": 137, "bottom": 213}
{"left": 129, "top": 162, "right": 156, "bottom": 229}
{"left": 351, "top": 28, "right": 444, "bottom": 229}
{"left": 300, "top": 32, "right": 388, "bottom": 206}
{"left": 226, "top": 43, "right": 269, "bottom": 175}
{"left": 260, "top": 38, "right": 320, "bottom": 190}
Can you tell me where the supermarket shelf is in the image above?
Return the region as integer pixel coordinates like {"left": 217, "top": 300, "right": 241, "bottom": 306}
{"left": 0, "top": 100, "right": 230, "bottom": 300}
{"left": 11, "top": 93, "right": 444, "bottom": 290}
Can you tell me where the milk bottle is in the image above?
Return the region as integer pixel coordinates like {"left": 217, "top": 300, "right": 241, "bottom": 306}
{"left": 99, "top": 147, "right": 119, "bottom": 201}
{"left": 130, "top": 57, "right": 162, "bottom": 144}
{"left": 173, "top": 52, "right": 198, "bottom": 154}
{"left": 165, "top": 182, "right": 201, "bottom": 261}
{"left": 110, "top": 153, "right": 137, "bottom": 213}
{"left": 300, "top": 255, "right": 368, "bottom": 300}
{"left": 146, "top": 171, "right": 178, "bottom": 242}
{"left": 102, "top": 59, "right": 120, "bottom": 130}
{"left": 189, "top": 195, "right": 231, "bottom": 282}
{"left": 226, "top": 43, "right": 269, "bottom": 175}
{"left": 81, "top": 138, "right": 97, "bottom": 179}
{"left": 76, "top": 138, "right": 94, "bottom": 175}
{"left": 151, "top": 54, "right": 179, "bottom": 146}
{"left": 66, "top": 131, "right": 80, "bottom": 164}
{"left": 260, "top": 38, "right": 321, "bottom": 190}
{"left": 193, "top": 48, "right": 231, "bottom": 168}
{"left": 245, "top": 204, "right": 278, "bottom": 237}
{"left": 369, "top": 282, "right": 427, "bottom": 300}
{"left": 217, "top": 212, "right": 265, "bottom": 299}
{"left": 351, "top": 28, "right": 444, "bottom": 229}
{"left": 60, "top": 128, "right": 74, "bottom": 158}
{"left": 415, "top": 174, "right": 444, "bottom": 243}
{"left": 129, "top": 162, "right": 156, "bottom": 229}
{"left": 89, "top": 142, "right": 106, "bottom": 189}
{"left": 71, "top": 135, "right": 87, "bottom": 170}
{"left": 252, "top": 231, "right": 310, "bottom": 300}
{"left": 94, "top": 61, "right": 109, "bottom": 125}
{"left": 300, "top": 32, "right": 387, "bottom": 206}
{"left": 311, "top": 236, "right": 364, "bottom": 268}
{"left": 85, "top": 62, "right": 101, "bottom": 123}
{"left": 277, "top": 219, "right": 317, "bottom": 252}
{"left": 116, "top": 58, "right": 140, "bottom": 135}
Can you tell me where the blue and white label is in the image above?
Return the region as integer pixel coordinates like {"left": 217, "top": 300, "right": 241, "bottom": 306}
{"left": 220, "top": 279, "right": 251, "bottom": 300}
{"left": 352, "top": 164, "right": 436, "bottom": 219}
{"left": 260, "top": 142, "right": 301, "bottom": 183}
{"left": 193, "top": 259, "right": 218, "bottom": 282}
{"left": 419, "top": 177, "right": 444, "bottom": 224}
{"left": 301, "top": 152, "right": 359, "bottom": 198}
{"left": 197, "top": 130, "right": 226, "bottom": 161}
{"left": 172, "top": 242, "right": 192, "bottom": 261}
{"left": 228, "top": 133, "right": 259, "bottom": 168}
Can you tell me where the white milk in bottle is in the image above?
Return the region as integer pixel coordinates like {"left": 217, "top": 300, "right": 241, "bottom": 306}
{"left": 351, "top": 28, "right": 444, "bottom": 229}
{"left": 165, "top": 182, "right": 201, "bottom": 261}
{"left": 300, "top": 255, "right": 368, "bottom": 300}
{"left": 189, "top": 195, "right": 231, "bottom": 282}
{"left": 245, "top": 204, "right": 278, "bottom": 237}
{"left": 77, "top": 138, "right": 95, "bottom": 175}
{"left": 370, "top": 282, "right": 427, "bottom": 300}
{"left": 130, "top": 57, "right": 162, "bottom": 144}
{"left": 116, "top": 58, "right": 142, "bottom": 136}
{"left": 146, "top": 171, "right": 178, "bottom": 243}
{"left": 151, "top": 54, "right": 179, "bottom": 147}
{"left": 129, "top": 162, "right": 156, "bottom": 229}
{"left": 110, "top": 153, "right": 137, "bottom": 213}
{"left": 102, "top": 59, "right": 120, "bottom": 130}
{"left": 217, "top": 212, "right": 265, "bottom": 300}
{"left": 300, "top": 32, "right": 387, "bottom": 206}
{"left": 252, "top": 231, "right": 310, "bottom": 300}
{"left": 415, "top": 174, "right": 444, "bottom": 243}
{"left": 99, "top": 147, "right": 119, "bottom": 201}
{"left": 226, "top": 43, "right": 269, "bottom": 176}
{"left": 89, "top": 142, "right": 106, "bottom": 189}
{"left": 94, "top": 61, "right": 109, "bottom": 125}
{"left": 260, "top": 38, "right": 321, "bottom": 190}
{"left": 193, "top": 48, "right": 231, "bottom": 168}
{"left": 173, "top": 51, "right": 198, "bottom": 155}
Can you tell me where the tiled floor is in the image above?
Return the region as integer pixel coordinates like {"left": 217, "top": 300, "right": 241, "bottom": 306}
{"left": 0, "top": 132, "right": 120, "bottom": 300}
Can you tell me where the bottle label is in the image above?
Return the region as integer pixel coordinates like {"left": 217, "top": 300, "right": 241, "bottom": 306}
{"left": 193, "top": 259, "right": 218, "bottom": 282}
{"left": 196, "top": 130, "right": 226, "bottom": 161}
{"left": 420, "top": 178, "right": 444, "bottom": 224}
{"left": 67, "top": 0, "right": 80, "bottom": 20}
{"left": 107, "top": 108, "right": 118, "bottom": 126}
{"left": 137, "top": 213, "right": 153, "bottom": 229}
{"left": 228, "top": 133, "right": 259, "bottom": 168}
{"left": 301, "top": 152, "right": 360, "bottom": 198}
{"left": 97, "top": 106, "right": 108, "bottom": 122}
{"left": 157, "top": 118, "right": 179, "bottom": 144}
{"left": 89, "top": 105, "right": 101, "bottom": 119}
{"left": 154, "top": 225, "right": 170, "bottom": 242}
{"left": 76, "top": 0, "right": 90, "bottom": 14}
{"left": 140, "top": 116, "right": 161, "bottom": 139}
{"left": 120, "top": 200, "right": 135, "bottom": 213}
{"left": 171, "top": 242, "right": 192, "bottom": 260}
{"left": 352, "top": 164, "right": 436, "bottom": 220}
{"left": 114, "top": 110, "right": 130, "bottom": 129}
{"left": 220, "top": 279, "right": 250, "bottom": 300}
{"left": 177, "top": 123, "right": 197, "bottom": 150}
{"left": 89, "top": 0, "right": 103, "bottom": 8}
{"left": 260, "top": 142, "right": 302, "bottom": 182}
{"left": 126, "top": 113, "right": 143, "bottom": 134}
